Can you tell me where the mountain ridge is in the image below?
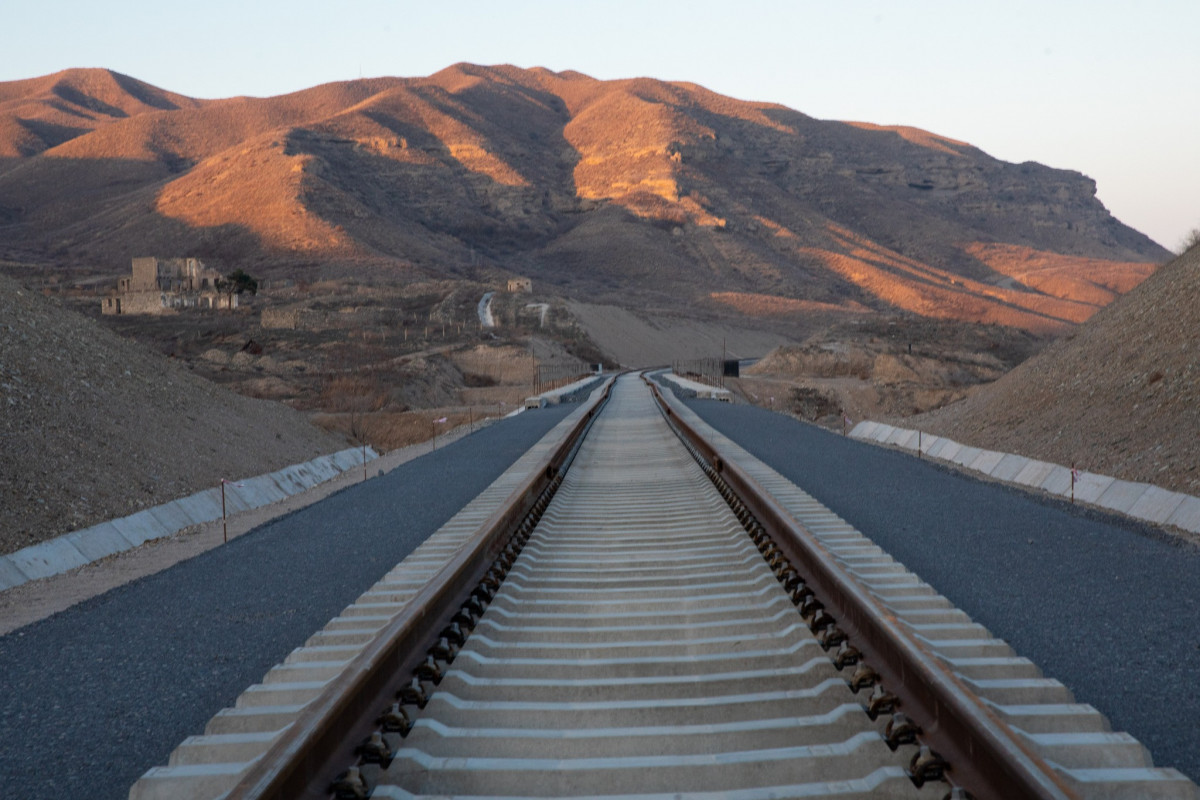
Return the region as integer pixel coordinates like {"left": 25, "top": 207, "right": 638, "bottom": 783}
{"left": 0, "top": 64, "right": 1169, "bottom": 332}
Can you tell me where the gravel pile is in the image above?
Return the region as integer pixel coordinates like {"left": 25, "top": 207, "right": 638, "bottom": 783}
{"left": 914, "top": 246, "right": 1200, "bottom": 496}
{"left": 0, "top": 274, "right": 348, "bottom": 555}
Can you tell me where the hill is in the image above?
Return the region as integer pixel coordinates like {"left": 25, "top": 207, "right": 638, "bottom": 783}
{"left": 914, "top": 245, "right": 1200, "bottom": 496}
{"left": 0, "top": 273, "right": 348, "bottom": 555}
{"left": 0, "top": 64, "right": 1168, "bottom": 333}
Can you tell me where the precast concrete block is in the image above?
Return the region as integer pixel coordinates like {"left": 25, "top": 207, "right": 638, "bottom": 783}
{"left": 968, "top": 450, "right": 1006, "bottom": 475}
{"left": 64, "top": 522, "right": 135, "bottom": 561}
{"left": 1013, "top": 460, "right": 1057, "bottom": 488}
{"left": 282, "top": 464, "right": 318, "bottom": 491}
{"left": 915, "top": 435, "right": 943, "bottom": 456}
{"left": 8, "top": 536, "right": 90, "bottom": 581}
{"left": 0, "top": 556, "right": 29, "bottom": 591}
{"left": 892, "top": 429, "right": 920, "bottom": 449}
{"left": 248, "top": 484, "right": 286, "bottom": 507}
{"left": 269, "top": 466, "right": 308, "bottom": 496}
{"left": 173, "top": 489, "right": 225, "bottom": 525}
{"left": 218, "top": 486, "right": 254, "bottom": 514}
{"left": 885, "top": 427, "right": 914, "bottom": 446}
{"left": 849, "top": 421, "right": 878, "bottom": 439}
{"left": 147, "top": 500, "right": 198, "bottom": 533}
{"left": 110, "top": 509, "right": 173, "bottom": 547}
{"left": 868, "top": 424, "right": 897, "bottom": 443}
{"left": 225, "top": 477, "right": 285, "bottom": 510}
{"left": 923, "top": 436, "right": 956, "bottom": 458}
{"left": 935, "top": 440, "right": 963, "bottom": 462}
{"left": 950, "top": 446, "right": 983, "bottom": 468}
{"left": 244, "top": 475, "right": 288, "bottom": 503}
{"left": 295, "top": 462, "right": 325, "bottom": 487}
{"left": 307, "top": 457, "right": 339, "bottom": 483}
{"left": 1167, "top": 496, "right": 1200, "bottom": 534}
{"left": 989, "top": 454, "right": 1031, "bottom": 483}
{"left": 1127, "top": 486, "right": 1189, "bottom": 524}
{"left": 221, "top": 485, "right": 265, "bottom": 512}
{"left": 1040, "top": 466, "right": 1075, "bottom": 497}
{"left": 129, "top": 763, "right": 248, "bottom": 800}
{"left": 1094, "top": 480, "right": 1152, "bottom": 515}
{"left": 1073, "top": 472, "right": 1116, "bottom": 505}
{"left": 330, "top": 449, "right": 361, "bottom": 471}
{"left": 869, "top": 424, "right": 895, "bottom": 442}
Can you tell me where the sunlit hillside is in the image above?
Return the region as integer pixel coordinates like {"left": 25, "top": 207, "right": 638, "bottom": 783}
{"left": 0, "top": 64, "right": 1169, "bottom": 331}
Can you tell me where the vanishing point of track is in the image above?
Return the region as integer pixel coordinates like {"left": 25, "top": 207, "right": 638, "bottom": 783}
{"left": 131, "top": 374, "right": 1197, "bottom": 800}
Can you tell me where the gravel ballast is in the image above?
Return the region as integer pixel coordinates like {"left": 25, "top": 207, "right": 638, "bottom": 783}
{"left": 685, "top": 398, "right": 1200, "bottom": 784}
{"left": 0, "top": 405, "right": 573, "bottom": 800}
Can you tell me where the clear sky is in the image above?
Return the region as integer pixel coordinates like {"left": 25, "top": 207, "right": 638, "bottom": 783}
{"left": 5, "top": 0, "right": 1197, "bottom": 251}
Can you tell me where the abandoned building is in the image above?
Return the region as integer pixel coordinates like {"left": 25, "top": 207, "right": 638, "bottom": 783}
{"left": 506, "top": 277, "right": 532, "bottom": 293}
{"left": 102, "top": 257, "right": 237, "bottom": 315}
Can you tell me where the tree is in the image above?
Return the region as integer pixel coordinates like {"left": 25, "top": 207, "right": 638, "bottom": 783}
{"left": 216, "top": 269, "right": 258, "bottom": 297}
{"left": 1180, "top": 227, "right": 1200, "bottom": 254}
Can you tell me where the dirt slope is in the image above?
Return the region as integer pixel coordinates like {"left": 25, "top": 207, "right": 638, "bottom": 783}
{"left": 0, "top": 64, "right": 1167, "bottom": 332}
{"left": 914, "top": 245, "right": 1200, "bottom": 495}
{"left": 0, "top": 274, "right": 348, "bottom": 555}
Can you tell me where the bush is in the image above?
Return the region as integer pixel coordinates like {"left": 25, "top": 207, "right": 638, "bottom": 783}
{"left": 1180, "top": 227, "right": 1200, "bottom": 254}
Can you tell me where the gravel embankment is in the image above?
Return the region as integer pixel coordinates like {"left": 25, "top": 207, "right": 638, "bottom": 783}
{"left": 0, "top": 404, "right": 573, "bottom": 800}
{"left": 686, "top": 398, "right": 1200, "bottom": 783}
{"left": 0, "top": 273, "right": 348, "bottom": 556}
{"left": 913, "top": 246, "right": 1200, "bottom": 497}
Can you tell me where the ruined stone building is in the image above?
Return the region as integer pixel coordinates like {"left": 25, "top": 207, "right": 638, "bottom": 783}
{"left": 506, "top": 277, "right": 532, "bottom": 293}
{"left": 102, "top": 257, "right": 236, "bottom": 315}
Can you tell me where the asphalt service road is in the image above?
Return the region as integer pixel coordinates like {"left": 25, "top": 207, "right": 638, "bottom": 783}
{"left": 0, "top": 405, "right": 574, "bottom": 800}
{"left": 685, "top": 397, "right": 1200, "bottom": 784}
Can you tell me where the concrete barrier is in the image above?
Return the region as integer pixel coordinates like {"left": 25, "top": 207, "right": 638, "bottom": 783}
{"left": 0, "top": 446, "right": 378, "bottom": 592}
{"left": 660, "top": 372, "right": 732, "bottom": 401}
{"left": 849, "top": 421, "right": 1200, "bottom": 537}
{"left": 524, "top": 375, "right": 605, "bottom": 408}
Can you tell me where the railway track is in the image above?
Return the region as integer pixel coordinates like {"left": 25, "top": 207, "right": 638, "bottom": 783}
{"left": 131, "top": 374, "right": 1197, "bottom": 800}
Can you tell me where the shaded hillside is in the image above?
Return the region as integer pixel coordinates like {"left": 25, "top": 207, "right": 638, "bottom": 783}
{"left": 0, "top": 64, "right": 1169, "bottom": 331}
{"left": 0, "top": 274, "right": 348, "bottom": 555}
{"left": 914, "top": 245, "right": 1200, "bottom": 496}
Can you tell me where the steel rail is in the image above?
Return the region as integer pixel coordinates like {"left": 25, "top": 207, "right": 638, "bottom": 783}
{"left": 223, "top": 379, "right": 614, "bottom": 800}
{"left": 647, "top": 377, "right": 1076, "bottom": 800}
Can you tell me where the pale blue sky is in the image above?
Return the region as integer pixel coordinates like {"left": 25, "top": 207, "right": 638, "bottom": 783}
{"left": 4, "top": 0, "right": 1197, "bottom": 250}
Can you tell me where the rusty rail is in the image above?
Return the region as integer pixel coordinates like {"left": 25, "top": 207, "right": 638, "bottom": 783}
{"left": 224, "top": 379, "right": 613, "bottom": 800}
{"left": 646, "top": 376, "right": 1075, "bottom": 800}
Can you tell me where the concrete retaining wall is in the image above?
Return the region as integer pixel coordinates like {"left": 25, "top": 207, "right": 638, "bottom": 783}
{"left": 0, "top": 446, "right": 378, "bottom": 592}
{"left": 849, "top": 421, "right": 1200, "bottom": 536}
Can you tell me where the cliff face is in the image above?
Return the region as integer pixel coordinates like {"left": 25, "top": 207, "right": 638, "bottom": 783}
{"left": 0, "top": 64, "right": 1169, "bottom": 331}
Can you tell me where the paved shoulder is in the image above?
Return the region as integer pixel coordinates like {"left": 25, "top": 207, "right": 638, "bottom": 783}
{"left": 686, "top": 399, "right": 1200, "bottom": 783}
{"left": 0, "top": 407, "right": 574, "bottom": 800}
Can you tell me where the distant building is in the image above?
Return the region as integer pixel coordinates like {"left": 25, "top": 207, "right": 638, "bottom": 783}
{"left": 506, "top": 277, "right": 532, "bottom": 293}
{"left": 102, "top": 257, "right": 236, "bottom": 315}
